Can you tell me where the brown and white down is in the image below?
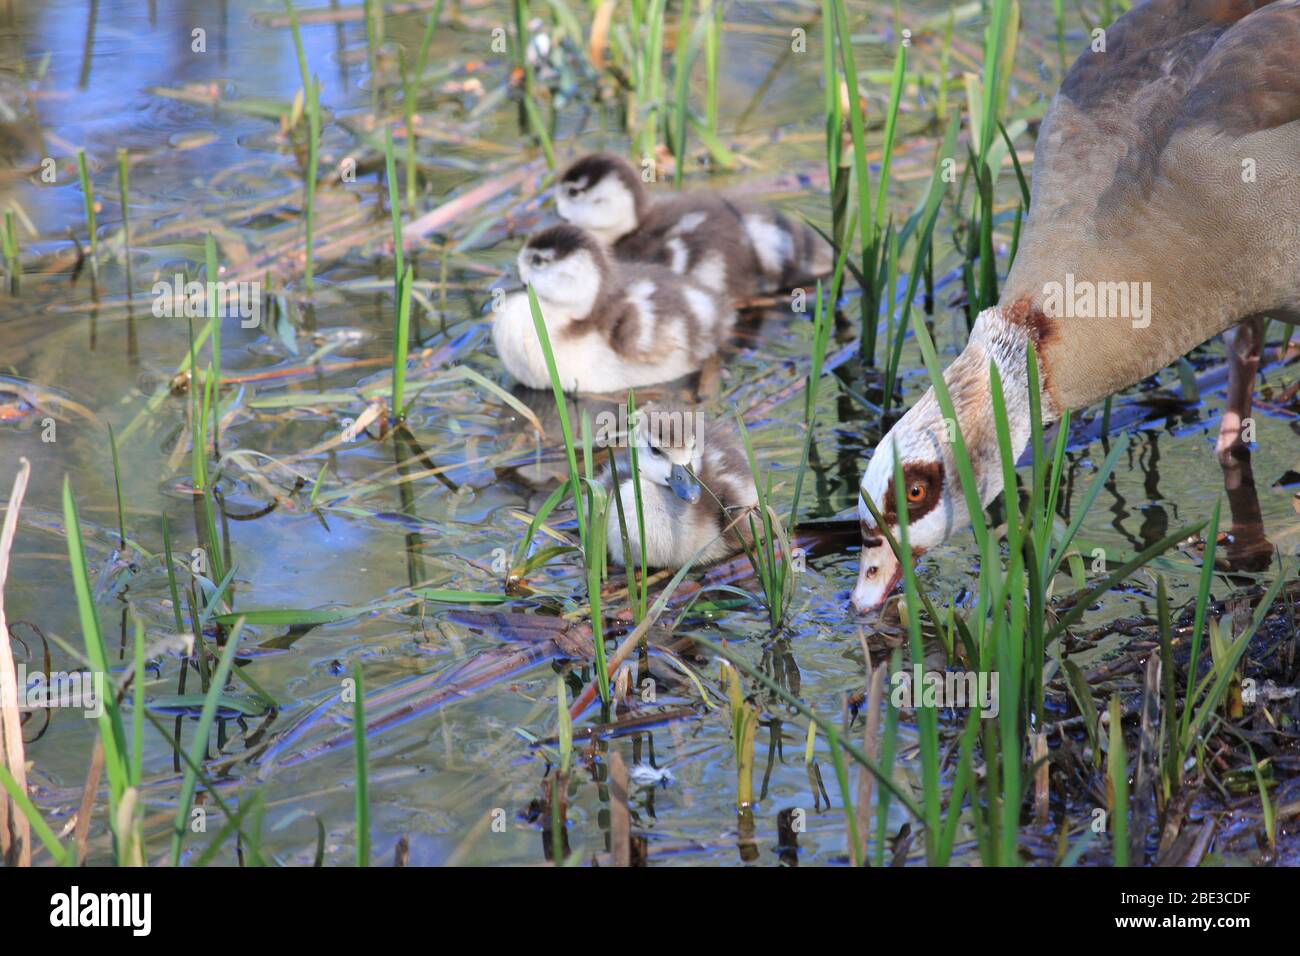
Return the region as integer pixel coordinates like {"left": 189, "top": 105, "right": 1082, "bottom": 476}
{"left": 852, "top": 0, "right": 1300, "bottom": 613}
{"left": 603, "top": 407, "right": 758, "bottom": 569}
{"left": 492, "top": 224, "right": 735, "bottom": 394}
{"left": 555, "top": 152, "right": 834, "bottom": 300}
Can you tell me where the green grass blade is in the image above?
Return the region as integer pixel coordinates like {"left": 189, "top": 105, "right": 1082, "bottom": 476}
{"left": 893, "top": 456, "right": 941, "bottom": 862}
{"left": 62, "top": 477, "right": 129, "bottom": 806}
{"left": 352, "top": 663, "right": 369, "bottom": 866}
{"left": 1107, "top": 693, "right": 1128, "bottom": 866}
{"left": 205, "top": 233, "right": 221, "bottom": 452}
{"left": 108, "top": 423, "right": 126, "bottom": 549}
{"left": 873, "top": 43, "right": 907, "bottom": 234}
{"left": 76, "top": 148, "right": 98, "bottom": 281}
{"left": 526, "top": 284, "right": 585, "bottom": 540}
{"left": 385, "top": 128, "right": 405, "bottom": 282}
{"left": 626, "top": 391, "right": 649, "bottom": 619}
{"left": 131, "top": 615, "right": 145, "bottom": 788}
{"left": 392, "top": 265, "right": 412, "bottom": 419}
{"left": 0, "top": 765, "right": 71, "bottom": 865}
{"left": 1180, "top": 500, "right": 1221, "bottom": 746}
{"left": 169, "top": 618, "right": 245, "bottom": 866}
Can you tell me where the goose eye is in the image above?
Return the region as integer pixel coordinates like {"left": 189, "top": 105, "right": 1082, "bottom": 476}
{"left": 567, "top": 187, "right": 579, "bottom": 198}
{"left": 906, "top": 482, "right": 926, "bottom": 504}
{"left": 531, "top": 254, "right": 544, "bottom": 268}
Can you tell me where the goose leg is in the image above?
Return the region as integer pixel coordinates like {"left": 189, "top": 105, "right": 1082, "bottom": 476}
{"left": 1215, "top": 316, "right": 1266, "bottom": 462}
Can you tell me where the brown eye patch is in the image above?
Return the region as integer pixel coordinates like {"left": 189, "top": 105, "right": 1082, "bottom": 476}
{"left": 881, "top": 461, "right": 944, "bottom": 526}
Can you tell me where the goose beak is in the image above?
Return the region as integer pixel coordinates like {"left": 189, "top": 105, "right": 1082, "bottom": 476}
{"left": 669, "top": 464, "right": 702, "bottom": 503}
{"left": 850, "top": 545, "right": 902, "bottom": 614}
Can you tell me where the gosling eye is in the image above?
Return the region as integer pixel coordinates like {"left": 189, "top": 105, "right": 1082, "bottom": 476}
{"left": 531, "top": 254, "right": 544, "bottom": 268}
{"left": 567, "top": 187, "right": 580, "bottom": 198}
{"left": 906, "top": 482, "right": 927, "bottom": 504}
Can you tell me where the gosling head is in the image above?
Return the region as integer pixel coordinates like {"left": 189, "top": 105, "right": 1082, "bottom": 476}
{"left": 518, "top": 224, "right": 607, "bottom": 318}
{"left": 556, "top": 153, "right": 644, "bottom": 246}
{"left": 632, "top": 405, "right": 705, "bottom": 503}
{"left": 852, "top": 395, "right": 963, "bottom": 614}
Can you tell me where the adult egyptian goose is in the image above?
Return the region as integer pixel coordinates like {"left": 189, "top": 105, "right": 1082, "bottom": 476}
{"left": 555, "top": 153, "right": 834, "bottom": 300}
{"left": 603, "top": 405, "right": 758, "bottom": 568}
{"left": 492, "top": 224, "right": 735, "bottom": 394}
{"left": 852, "top": 0, "right": 1300, "bottom": 612}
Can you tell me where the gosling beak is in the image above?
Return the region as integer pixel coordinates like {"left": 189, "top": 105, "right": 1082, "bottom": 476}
{"left": 669, "top": 463, "right": 702, "bottom": 503}
{"left": 850, "top": 542, "right": 902, "bottom": 614}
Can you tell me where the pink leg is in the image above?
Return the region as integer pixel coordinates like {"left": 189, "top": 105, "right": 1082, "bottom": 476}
{"left": 1216, "top": 317, "right": 1265, "bottom": 461}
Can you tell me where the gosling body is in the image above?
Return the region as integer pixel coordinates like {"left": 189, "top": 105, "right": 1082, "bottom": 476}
{"left": 557, "top": 153, "right": 833, "bottom": 301}
{"left": 603, "top": 407, "right": 758, "bottom": 569}
{"left": 492, "top": 225, "right": 735, "bottom": 394}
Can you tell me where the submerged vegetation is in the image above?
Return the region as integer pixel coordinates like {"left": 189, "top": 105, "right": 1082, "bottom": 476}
{"left": 0, "top": 0, "right": 1296, "bottom": 870}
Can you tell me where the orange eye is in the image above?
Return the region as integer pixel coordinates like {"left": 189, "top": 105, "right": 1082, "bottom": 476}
{"left": 906, "top": 482, "right": 926, "bottom": 504}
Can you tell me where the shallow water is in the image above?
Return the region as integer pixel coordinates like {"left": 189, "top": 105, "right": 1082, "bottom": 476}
{"left": 1, "top": 0, "right": 1296, "bottom": 865}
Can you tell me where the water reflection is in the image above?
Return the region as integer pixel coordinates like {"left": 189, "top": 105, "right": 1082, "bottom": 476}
{"left": 1218, "top": 448, "right": 1275, "bottom": 573}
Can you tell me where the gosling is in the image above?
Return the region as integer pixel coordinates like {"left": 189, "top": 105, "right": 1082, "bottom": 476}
{"left": 603, "top": 405, "right": 758, "bottom": 569}
{"left": 492, "top": 224, "right": 735, "bottom": 394}
{"left": 556, "top": 152, "right": 833, "bottom": 301}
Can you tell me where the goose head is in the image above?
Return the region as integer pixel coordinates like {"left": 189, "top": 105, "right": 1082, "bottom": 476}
{"left": 632, "top": 404, "right": 705, "bottom": 503}
{"left": 852, "top": 400, "right": 957, "bottom": 614}
{"left": 556, "top": 153, "right": 644, "bottom": 246}
{"left": 518, "top": 224, "right": 607, "bottom": 319}
{"left": 852, "top": 311, "right": 1034, "bottom": 613}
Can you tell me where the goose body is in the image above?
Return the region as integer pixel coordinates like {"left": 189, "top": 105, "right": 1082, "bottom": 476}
{"left": 603, "top": 407, "right": 758, "bottom": 568}
{"left": 852, "top": 0, "right": 1300, "bottom": 613}
{"left": 556, "top": 153, "right": 834, "bottom": 300}
{"left": 492, "top": 225, "right": 735, "bottom": 394}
